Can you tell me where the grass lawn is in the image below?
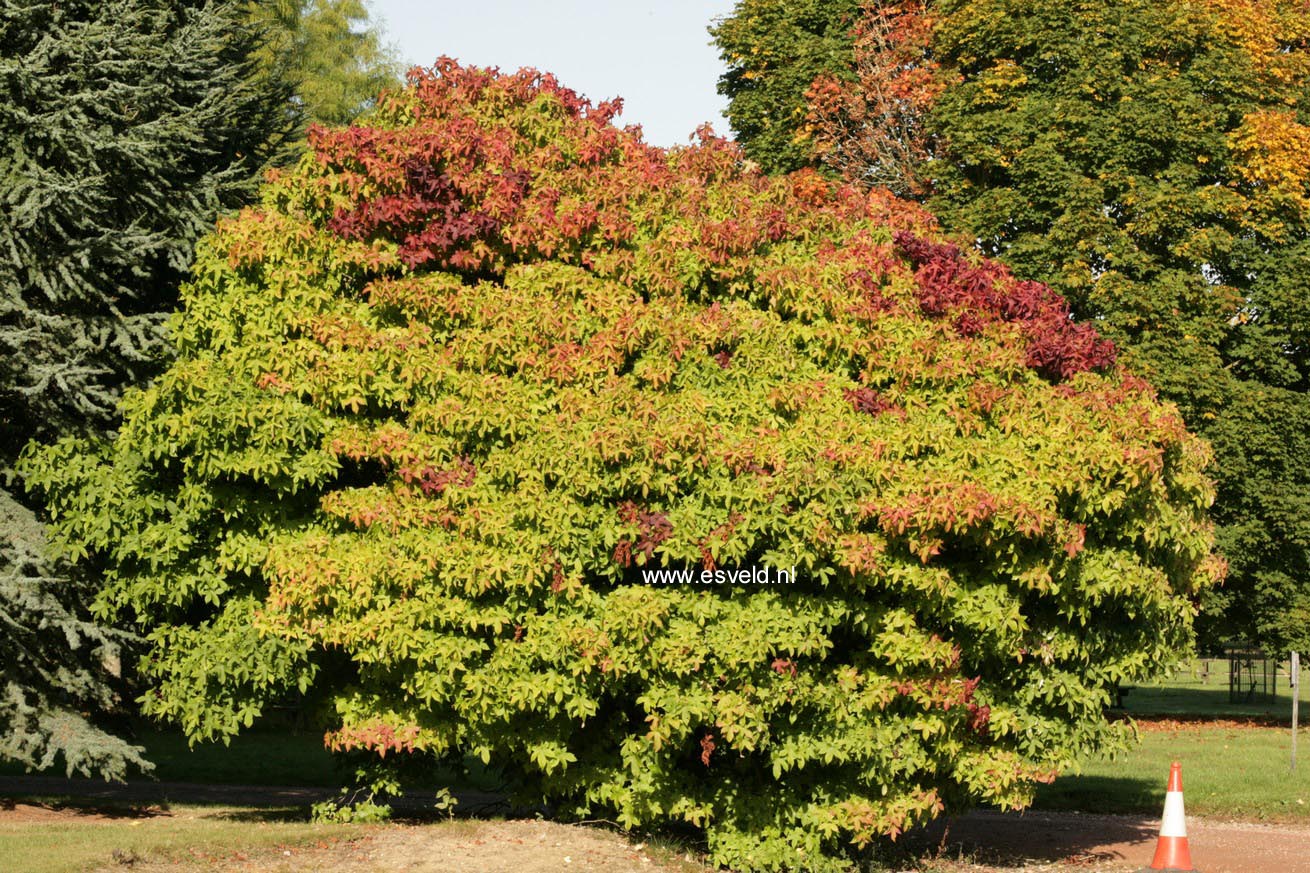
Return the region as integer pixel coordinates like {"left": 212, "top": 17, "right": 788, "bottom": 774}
{"left": 1034, "top": 722, "right": 1310, "bottom": 820}
{"left": 1031, "top": 659, "right": 1310, "bottom": 820}
{"left": 1120, "top": 658, "right": 1310, "bottom": 720}
{"left": 0, "top": 724, "right": 339, "bottom": 787}
{"left": 0, "top": 803, "right": 368, "bottom": 873}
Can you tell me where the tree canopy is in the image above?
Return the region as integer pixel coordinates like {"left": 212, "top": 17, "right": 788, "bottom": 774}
{"left": 0, "top": 0, "right": 293, "bottom": 778}
{"left": 714, "top": 0, "right": 1310, "bottom": 652}
{"left": 24, "top": 61, "right": 1219, "bottom": 868}
{"left": 249, "top": 0, "right": 401, "bottom": 131}
{"left": 712, "top": 0, "right": 862, "bottom": 175}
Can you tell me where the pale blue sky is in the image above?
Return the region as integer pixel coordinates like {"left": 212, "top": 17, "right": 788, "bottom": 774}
{"left": 367, "top": 0, "right": 737, "bottom": 147}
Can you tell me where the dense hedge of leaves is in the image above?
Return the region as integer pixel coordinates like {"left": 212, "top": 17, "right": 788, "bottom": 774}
{"left": 23, "top": 61, "right": 1219, "bottom": 870}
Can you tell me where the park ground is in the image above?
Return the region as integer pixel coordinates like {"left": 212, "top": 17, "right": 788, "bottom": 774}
{"left": 2, "top": 661, "right": 1308, "bottom": 872}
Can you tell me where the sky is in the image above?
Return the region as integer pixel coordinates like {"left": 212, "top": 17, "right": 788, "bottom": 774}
{"left": 367, "top": 0, "right": 738, "bottom": 147}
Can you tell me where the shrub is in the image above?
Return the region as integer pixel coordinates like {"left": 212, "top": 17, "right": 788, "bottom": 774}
{"left": 23, "top": 60, "right": 1219, "bottom": 870}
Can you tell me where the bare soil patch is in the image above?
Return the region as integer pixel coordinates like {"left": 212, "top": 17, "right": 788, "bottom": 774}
{"left": 911, "top": 809, "right": 1310, "bottom": 872}
{"left": 97, "top": 819, "right": 708, "bottom": 873}
{"left": 78, "top": 813, "right": 1310, "bottom": 873}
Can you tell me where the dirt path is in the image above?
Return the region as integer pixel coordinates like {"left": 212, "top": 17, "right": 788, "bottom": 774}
{"left": 5, "top": 776, "right": 1310, "bottom": 871}
{"left": 915, "top": 809, "right": 1310, "bottom": 871}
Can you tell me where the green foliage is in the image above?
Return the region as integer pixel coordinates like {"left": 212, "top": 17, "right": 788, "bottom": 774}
{"left": 712, "top": 0, "right": 862, "bottom": 174}
{"left": 717, "top": 0, "right": 1310, "bottom": 654}
{"left": 248, "top": 0, "right": 402, "bottom": 130}
{"left": 924, "top": 0, "right": 1310, "bottom": 653}
{"left": 311, "top": 797, "right": 393, "bottom": 824}
{"left": 0, "top": 0, "right": 292, "bottom": 779}
{"left": 23, "top": 62, "right": 1219, "bottom": 870}
{"left": 0, "top": 490, "right": 150, "bottom": 780}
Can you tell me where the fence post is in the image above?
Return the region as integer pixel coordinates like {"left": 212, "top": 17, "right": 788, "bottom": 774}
{"left": 1293, "top": 651, "right": 1300, "bottom": 773}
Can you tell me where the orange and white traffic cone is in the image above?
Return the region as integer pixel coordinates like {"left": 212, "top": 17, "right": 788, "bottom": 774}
{"left": 1143, "top": 761, "right": 1198, "bottom": 872}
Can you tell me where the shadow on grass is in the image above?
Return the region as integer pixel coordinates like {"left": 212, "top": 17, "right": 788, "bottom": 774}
{"left": 205, "top": 806, "right": 319, "bottom": 823}
{"left": 0, "top": 794, "right": 171, "bottom": 820}
{"left": 1122, "top": 684, "right": 1307, "bottom": 721}
{"left": 1032, "top": 774, "right": 1163, "bottom": 815}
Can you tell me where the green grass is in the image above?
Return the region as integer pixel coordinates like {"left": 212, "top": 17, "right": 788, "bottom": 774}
{"left": 0, "top": 803, "right": 367, "bottom": 873}
{"left": 1034, "top": 723, "right": 1310, "bottom": 820}
{"left": 1034, "top": 659, "right": 1310, "bottom": 820}
{"left": 0, "top": 723, "right": 340, "bottom": 787}
{"left": 1120, "top": 658, "right": 1310, "bottom": 720}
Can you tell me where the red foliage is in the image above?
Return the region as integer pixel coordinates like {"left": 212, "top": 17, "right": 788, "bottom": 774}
{"left": 845, "top": 386, "right": 904, "bottom": 417}
{"left": 895, "top": 231, "right": 1116, "bottom": 380}
{"left": 328, "top": 157, "right": 509, "bottom": 269}
{"left": 325, "top": 722, "right": 422, "bottom": 757}
{"left": 770, "top": 657, "right": 798, "bottom": 677}
{"left": 308, "top": 59, "right": 1113, "bottom": 423}
{"left": 613, "top": 501, "right": 674, "bottom": 567}
{"left": 700, "top": 731, "right": 716, "bottom": 766}
{"left": 308, "top": 58, "right": 933, "bottom": 299}
{"left": 416, "top": 457, "right": 477, "bottom": 496}
{"left": 806, "top": 2, "right": 948, "bottom": 197}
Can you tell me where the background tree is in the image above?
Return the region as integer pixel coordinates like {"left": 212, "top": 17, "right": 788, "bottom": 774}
{"left": 0, "top": 0, "right": 293, "bottom": 778}
{"left": 805, "top": 1, "right": 944, "bottom": 197}
{"left": 24, "top": 61, "right": 1219, "bottom": 870}
{"left": 711, "top": 0, "right": 862, "bottom": 174}
{"left": 717, "top": 0, "right": 1310, "bottom": 653}
{"left": 927, "top": 0, "right": 1310, "bottom": 653}
{"left": 248, "top": 0, "right": 401, "bottom": 130}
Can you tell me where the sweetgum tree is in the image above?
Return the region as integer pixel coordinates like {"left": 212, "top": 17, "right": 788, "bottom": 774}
{"left": 23, "top": 61, "right": 1219, "bottom": 870}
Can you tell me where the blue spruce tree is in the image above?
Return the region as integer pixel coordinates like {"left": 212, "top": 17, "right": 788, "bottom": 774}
{"left": 1, "top": 0, "right": 293, "bottom": 778}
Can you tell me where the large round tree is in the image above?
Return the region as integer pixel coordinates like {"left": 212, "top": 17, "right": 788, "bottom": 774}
{"left": 24, "top": 61, "right": 1218, "bottom": 870}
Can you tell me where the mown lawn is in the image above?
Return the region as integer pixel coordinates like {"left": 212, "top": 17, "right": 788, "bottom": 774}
{"left": 1120, "top": 658, "right": 1309, "bottom": 720}
{"left": 0, "top": 804, "right": 368, "bottom": 873}
{"left": 1035, "top": 724, "right": 1309, "bottom": 820}
{"left": 1032, "top": 659, "right": 1309, "bottom": 820}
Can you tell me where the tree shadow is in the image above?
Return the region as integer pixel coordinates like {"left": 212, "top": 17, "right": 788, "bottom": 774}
{"left": 206, "top": 806, "right": 315, "bottom": 823}
{"left": 0, "top": 795, "right": 171, "bottom": 820}
{"left": 893, "top": 790, "right": 1159, "bottom": 869}
{"left": 1122, "top": 684, "right": 1306, "bottom": 721}
{"left": 1031, "top": 773, "right": 1163, "bottom": 815}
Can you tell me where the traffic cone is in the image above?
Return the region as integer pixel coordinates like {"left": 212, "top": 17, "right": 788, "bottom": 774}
{"left": 1142, "top": 761, "right": 1198, "bottom": 872}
